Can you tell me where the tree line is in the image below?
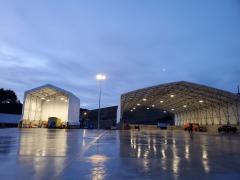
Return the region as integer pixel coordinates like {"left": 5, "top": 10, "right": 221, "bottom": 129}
{"left": 0, "top": 88, "right": 22, "bottom": 115}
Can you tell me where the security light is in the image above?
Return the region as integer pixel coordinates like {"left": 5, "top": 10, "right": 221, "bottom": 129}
{"left": 96, "top": 74, "right": 106, "bottom": 80}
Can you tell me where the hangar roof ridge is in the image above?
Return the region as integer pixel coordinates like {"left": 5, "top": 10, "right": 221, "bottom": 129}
{"left": 120, "top": 81, "right": 240, "bottom": 114}
{"left": 24, "top": 84, "right": 79, "bottom": 99}
{"left": 121, "top": 81, "right": 237, "bottom": 98}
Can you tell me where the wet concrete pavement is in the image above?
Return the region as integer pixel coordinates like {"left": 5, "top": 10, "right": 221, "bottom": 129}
{"left": 0, "top": 129, "right": 240, "bottom": 180}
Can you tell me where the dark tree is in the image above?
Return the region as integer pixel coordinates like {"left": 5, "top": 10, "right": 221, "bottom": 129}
{"left": 0, "top": 88, "right": 18, "bottom": 104}
{"left": 0, "top": 88, "right": 22, "bottom": 114}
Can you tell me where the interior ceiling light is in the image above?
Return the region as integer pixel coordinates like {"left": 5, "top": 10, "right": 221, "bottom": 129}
{"left": 65, "top": 100, "right": 68, "bottom": 102}
{"left": 199, "top": 100, "right": 204, "bottom": 103}
{"left": 147, "top": 107, "right": 150, "bottom": 110}
{"left": 133, "top": 107, "right": 136, "bottom": 110}
{"left": 160, "top": 100, "right": 164, "bottom": 103}
{"left": 41, "top": 97, "right": 45, "bottom": 100}
{"left": 183, "top": 105, "right": 187, "bottom": 108}
{"left": 60, "top": 97, "right": 65, "bottom": 100}
{"left": 130, "top": 110, "right": 133, "bottom": 112}
{"left": 137, "top": 103, "right": 141, "bottom": 106}
{"left": 163, "top": 110, "right": 167, "bottom": 113}
{"left": 46, "top": 99, "right": 50, "bottom": 102}
{"left": 142, "top": 98, "right": 147, "bottom": 101}
{"left": 171, "top": 108, "right": 175, "bottom": 111}
{"left": 152, "top": 104, "right": 155, "bottom": 107}
{"left": 170, "top": 94, "right": 175, "bottom": 98}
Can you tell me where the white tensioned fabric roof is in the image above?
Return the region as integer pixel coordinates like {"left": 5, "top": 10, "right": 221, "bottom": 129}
{"left": 25, "top": 84, "right": 79, "bottom": 100}
{"left": 121, "top": 81, "right": 240, "bottom": 114}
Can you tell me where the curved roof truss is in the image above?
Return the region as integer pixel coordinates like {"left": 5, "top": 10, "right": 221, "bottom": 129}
{"left": 121, "top": 81, "right": 240, "bottom": 114}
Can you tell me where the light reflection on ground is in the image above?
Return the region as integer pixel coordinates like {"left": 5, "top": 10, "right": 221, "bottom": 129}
{"left": 0, "top": 128, "right": 240, "bottom": 179}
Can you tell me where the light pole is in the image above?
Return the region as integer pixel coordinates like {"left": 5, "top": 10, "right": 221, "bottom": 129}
{"left": 96, "top": 74, "right": 106, "bottom": 129}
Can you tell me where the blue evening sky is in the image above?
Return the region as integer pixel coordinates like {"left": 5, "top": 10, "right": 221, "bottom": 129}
{"left": 0, "top": 0, "right": 239, "bottom": 109}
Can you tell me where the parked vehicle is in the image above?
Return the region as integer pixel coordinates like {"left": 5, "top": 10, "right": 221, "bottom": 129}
{"left": 157, "top": 123, "right": 168, "bottom": 129}
{"left": 218, "top": 125, "right": 237, "bottom": 133}
{"left": 184, "top": 123, "right": 207, "bottom": 132}
{"left": 184, "top": 123, "right": 199, "bottom": 131}
{"left": 198, "top": 126, "right": 207, "bottom": 132}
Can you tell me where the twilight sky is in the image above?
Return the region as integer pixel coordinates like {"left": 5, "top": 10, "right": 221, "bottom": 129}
{"left": 0, "top": 0, "right": 239, "bottom": 109}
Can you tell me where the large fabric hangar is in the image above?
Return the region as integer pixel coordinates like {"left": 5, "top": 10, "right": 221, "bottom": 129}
{"left": 120, "top": 81, "right": 240, "bottom": 128}
{"left": 21, "top": 84, "right": 80, "bottom": 128}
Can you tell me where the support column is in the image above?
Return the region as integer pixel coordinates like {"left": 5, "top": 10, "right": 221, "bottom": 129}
{"left": 226, "top": 103, "right": 230, "bottom": 125}
{"left": 218, "top": 104, "right": 222, "bottom": 125}
{"left": 235, "top": 102, "right": 239, "bottom": 125}
{"left": 205, "top": 108, "right": 208, "bottom": 125}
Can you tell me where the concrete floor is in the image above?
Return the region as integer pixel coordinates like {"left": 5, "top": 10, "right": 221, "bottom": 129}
{"left": 0, "top": 129, "right": 240, "bottom": 180}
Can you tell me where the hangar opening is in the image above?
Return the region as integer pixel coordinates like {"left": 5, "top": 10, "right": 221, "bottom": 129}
{"left": 120, "top": 81, "right": 240, "bottom": 131}
{"left": 21, "top": 84, "right": 80, "bottom": 128}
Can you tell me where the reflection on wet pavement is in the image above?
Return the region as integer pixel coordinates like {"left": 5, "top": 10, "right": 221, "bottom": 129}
{"left": 0, "top": 128, "right": 240, "bottom": 179}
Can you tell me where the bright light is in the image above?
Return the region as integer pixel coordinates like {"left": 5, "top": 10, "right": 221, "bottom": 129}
{"left": 41, "top": 97, "right": 45, "bottom": 100}
{"left": 137, "top": 103, "right": 141, "bottom": 106}
{"left": 147, "top": 107, "right": 150, "bottom": 110}
{"left": 46, "top": 99, "right": 50, "bottom": 102}
{"left": 163, "top": 110, "right": 167, "bottom": 113}
{"left": 171, "top": 108, "right": 175, "bottom": 111}
{"left": 142, "top": 98, "right": 147, "bottom": 101}
{"left": 60, "top": 97, "right": 65, "bottom": 100}
{"left": 199, "top": 100, "right": 204, "bottom": 103}
{"left": 133, "top": 107, "right": 136, "bottom": 110}
{"left": 160, "top": 100, "right": 164, "bottom": 103}
{"left": 152, "top": 104, "right": 155, "bottom": 107}
{"left": 130, "top": 110, "right": 133, "bottom": 112}
{"left": 65, "top": 100, "right": 68, "bottom": 102}
{"left": 84, "top": 112, "right": 87, "bottom": 116}
{"left": 96, "top": 74, "right": 106, "bottom": 80}
{"left": 183, "top": 105, "right": 187, "bottom": 108}
{"left": 170, "top": 94, "right": 175, "bottom": 98}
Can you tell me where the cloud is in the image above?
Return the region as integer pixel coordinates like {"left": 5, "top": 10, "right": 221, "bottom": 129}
{"left": 0, "top": 0, "right": 239, "bottom": 109}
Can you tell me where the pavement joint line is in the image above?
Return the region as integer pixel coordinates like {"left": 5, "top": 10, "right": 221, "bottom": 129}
{"left": 52, "top": 130, "right": 107, "bottom": 180}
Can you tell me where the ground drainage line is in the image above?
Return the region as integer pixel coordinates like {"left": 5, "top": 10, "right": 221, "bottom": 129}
{"left": 52, "top": 130, "right": 107, "bottom": 180}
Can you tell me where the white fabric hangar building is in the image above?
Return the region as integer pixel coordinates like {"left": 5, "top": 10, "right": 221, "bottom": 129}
{"left": 21, "top": 84, "right": 80, "bottom": 127}
{"left": 120, "top": 81, "right": 240, "bottom": 128}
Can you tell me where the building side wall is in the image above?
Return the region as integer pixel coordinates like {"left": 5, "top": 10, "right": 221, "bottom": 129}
{"left": 175, "top": 103, "right": 240, "bottom": 126}
{"left": 22, "top": 94, "right": 42, "bottom": 121}
{"left": 68, "top": 95, "right": 80, "bottom": 124}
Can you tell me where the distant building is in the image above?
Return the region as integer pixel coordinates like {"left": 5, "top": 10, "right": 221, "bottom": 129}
{"left": 122, "top": 106, "right": 174, "bottom": 125}
{"left": 0, "top": 113, "right": 21, "bottom": 127}
{"left": 80, "top": 106, "right": 118, "bottom": 129}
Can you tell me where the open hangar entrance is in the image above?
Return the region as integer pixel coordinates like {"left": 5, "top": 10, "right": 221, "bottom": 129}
{"left": 120, "top": 81, "right": 240, "bottom": 131}
{"left": 21, "top": 84, "right": 80, "bottom": 128}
